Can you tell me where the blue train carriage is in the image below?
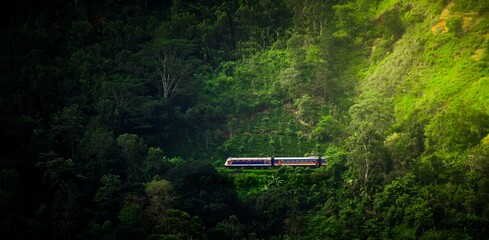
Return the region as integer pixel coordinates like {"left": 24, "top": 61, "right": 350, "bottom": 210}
{"left": 273, "top": 156, "right": 326, "bottom": 167}
{"left": 224, "top": 157, "right": 273, "bottom": 168}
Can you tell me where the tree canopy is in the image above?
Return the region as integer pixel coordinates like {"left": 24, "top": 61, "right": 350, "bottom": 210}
{"left": 1, "top": 0, "right": 489, "bottom": 239}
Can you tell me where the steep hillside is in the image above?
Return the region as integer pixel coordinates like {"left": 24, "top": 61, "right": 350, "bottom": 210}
{"left": 351, "top": 0, "right": 489, "bottom": 182}
{"left": 1, "top": 0, "right": 488, "bottom": 239}
{"left": 364, "top": 0, "right": 489, "bottom": 152}
{"left": 213, "top": 1, "right": 489, "bottom": 237}
{"left": 213, "top": 0, "right": 489, "bottom": 176}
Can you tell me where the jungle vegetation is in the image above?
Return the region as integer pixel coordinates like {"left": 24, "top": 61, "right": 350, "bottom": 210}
{"left": 1, "top": 0, "right": 489, "bottom": 239}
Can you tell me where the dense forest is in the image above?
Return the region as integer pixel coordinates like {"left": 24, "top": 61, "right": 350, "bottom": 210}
{"left": 1, "top": 0, "right": 489, "bottom": 239}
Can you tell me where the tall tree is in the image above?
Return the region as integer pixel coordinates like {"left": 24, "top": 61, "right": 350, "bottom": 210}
{"left": 100, "top": 74, "right": 146, "bottom": 133}
{"left": 51, "top": 104, "right": 85, "bottom": 159}
{"left": 144, "top": 179, "right": 177, "bottom": 225}
{"left": 142, "top": 38, "right": 198, "bottom": 101}
{"left": 347, "top": 92, "right": 394, "bottom": 196}
{"left": 116, "top": 133, "right": 147, "bottom": 182}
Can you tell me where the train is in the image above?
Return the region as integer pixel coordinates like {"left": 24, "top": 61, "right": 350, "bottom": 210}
{"left": 224, "top": 156, "right": 327, "bottom": 168}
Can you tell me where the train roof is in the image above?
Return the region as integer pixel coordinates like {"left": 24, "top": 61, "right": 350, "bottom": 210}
{"left": 227, "top": 157, "right": 327, "bottom": 160}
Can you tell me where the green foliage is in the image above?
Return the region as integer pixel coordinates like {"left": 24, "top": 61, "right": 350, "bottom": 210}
{"left": 424, "top": 106, "right": 489, "bottom": 158}
{"left": 467, "top": 135, "right": 489, "bottom": 177}
{"left": 233, "top": 172, "right": 269, "bottom": 196}
{"left": 118, "top": 205, "right": 143, "bottom": 227}
{"left": 152, "top": 209, "right": 206, "bottom": 240}
{"left": 165, "top": 162, "right": 238, "bottom": 227}
{"left": 347, "top": 92, "right": 394, "bottom": 194}
{"left": 140, "top": 38, "right": 199, "bottom": 100}
{"left": 117, "top": 133, "right": 147, "bottom": 182}
{"left": 453, "top": 0, "right": 489, "bottom": 14}
{"left": 144, "top": 179, "right": 177, "bottom": 224}
{"left": 51, "top": 104, "right": 85, "bottom": 158}
{"left": 95, "top": 173, "right": 122, "bottom": 207}
{"left": 312, "top": 115, "right": 345, "bottom": 142}
{"left": 384, "top": 132, "right": 420, "bottom": 179}
{"left": 294, "top": 94, "right": 325, "bottom": 125}
{"left": 2, "top": 0, "right": 489, "bottom": 239}
{"left": 372, "top": 173, "right": 433, "bottom": 238}
{"left": 446, "top": 16, "right": 463, "bottom": 34}
{"left": 212, "top": 215, "right": 245, "bottom": 240}
{"left": 79, "top": 127, "right": 119, "bottom": 177}
{"left": 218, "top": 107, "right": 324, "bottom": 157}
{"left": 379, "top": 3, "right": 407, "bottom": 40}
{"left": 99, "top": 74, "right": 147, "bottom": 133}
{"left": 142, "top": 147, "right": 171, "bottom": 181}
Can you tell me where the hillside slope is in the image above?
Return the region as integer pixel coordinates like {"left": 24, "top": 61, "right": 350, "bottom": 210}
{"left": 351, "top": 0, "right": 489, "bottom": 183}
{"left": 215, "top": 1, "right": 489, "bottom": 237}
{"left": 1, "top": 0, "right": 488, "bottom": 239}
